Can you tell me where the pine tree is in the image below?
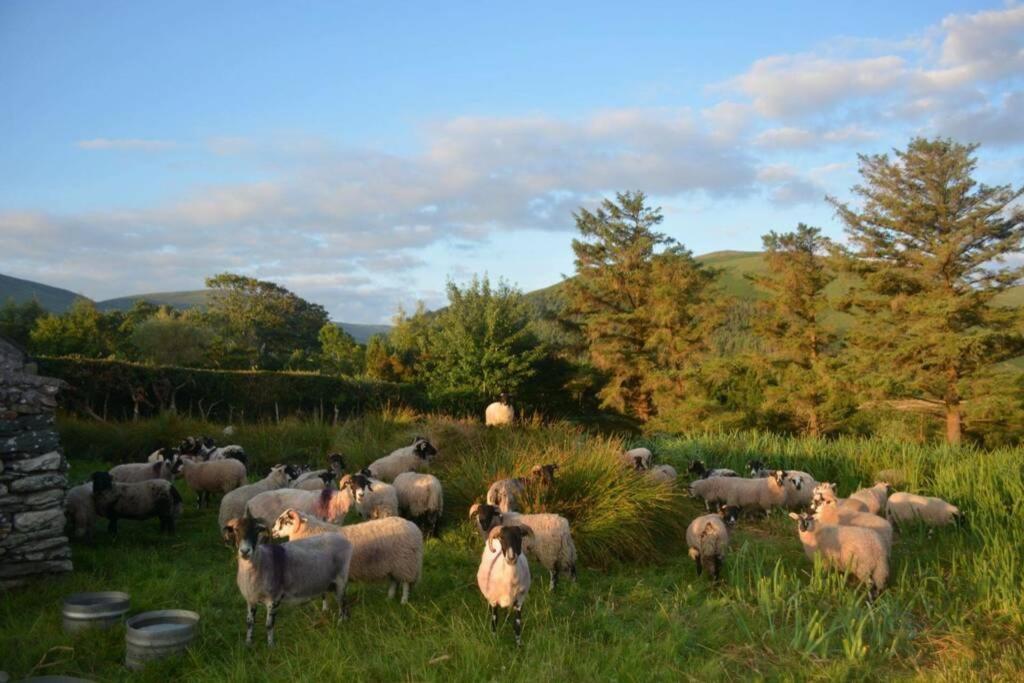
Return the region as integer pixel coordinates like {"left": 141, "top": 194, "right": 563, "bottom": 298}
{"left": 829, "top": 138, "right": 1024, "bottom": 444}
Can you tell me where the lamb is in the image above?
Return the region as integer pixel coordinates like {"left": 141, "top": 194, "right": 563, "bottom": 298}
{"left": 345, "top": 472, "right": 399, "bottom": 520}
{"left": 788, "top": 512, "right": 889, "bottom": 599}
{"left": 246, "top": 486, "right": 354, "bottom": 526}
{"left": 366, "top": 436, "right": 438, "bottom": 482}
{"left": 485, "top": 464, "right": 558, "bottom": 513}
{"left": 172, "top": 456, "right": 247, "bottom": 508}
{"left": 723, "top": 470, "right": 789, "bottom": 514}
{"left": 886, "top": 492, "right": 963, "bottom": 528}
{"left": 686, "top": 505, "right": 739, "bottom": 580}
{"left": 485, "top": 392, "right": 515, "bottom": 426}
{"left": 848, "top": 482, "right": 892, "bottom": 516}
{"left": 621, "top": 448, "right": 653, "bottom": 471}
{"left": 223, "top": 511, "right": 353, "bottom": 647}
{"left": 688, "top": 460, "right": 739, "bottom": 479}
{"left": 90, "top": 471, "right": 182, "bottom": 535}
{"left": 271, "top": 510, "right": 423, "bottom": 604}
{"left": 65, "top": 481, "right": 96, "bottom": 540}
{"left": 109, "top": 459, "right": 174, "bottom": 484}
{"left": 477, "top": 524, "right": 532, "bottom": 646}
{"left": 218, "top": 464, "right": 295, "bottom": 529}
{"left": 813, "top": 496, "right": 893, "bottom": 549}
{"left": 811, "top": 483, "right": 870, "bottom": 514}
{"left": 469, "top": 503, "right": 577, "bottom": 591}
{"left": 647, "top": 464, "right": 677, "bottom": 485}
{"left": 392, "top": 472, "right": 444, "bottom": 535}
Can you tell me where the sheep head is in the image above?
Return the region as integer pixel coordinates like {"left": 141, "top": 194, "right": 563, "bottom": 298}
{"left": 487, "top": 524, "right": 532, "bottom": 564}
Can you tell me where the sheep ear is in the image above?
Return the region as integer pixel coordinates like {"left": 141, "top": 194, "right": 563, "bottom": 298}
{"left": 468, "top": 503, "right": 480, "bottom": 519}
{"left": 788, "top": 512, "right": 800, "bottom": 520}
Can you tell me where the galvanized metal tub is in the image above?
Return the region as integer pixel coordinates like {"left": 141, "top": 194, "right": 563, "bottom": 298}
{"left": 124, "top": 609, "right": 199, "bottom": 670}
{"left": 61, "top": 591, "right": 130, "bottom": 633}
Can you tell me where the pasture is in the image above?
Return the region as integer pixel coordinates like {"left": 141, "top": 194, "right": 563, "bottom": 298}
{"left": 1, "top": 412, "right": 1022, "bottom": 681}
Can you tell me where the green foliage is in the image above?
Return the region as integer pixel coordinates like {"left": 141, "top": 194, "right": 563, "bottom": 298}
{"left": 130, "top": 310, "right": 215, "bottom": 367}
{"left": 317, "top": 323, "right": 364, "bottom": 376}
{"left": 0, "top": 297, "right": 46, "bottom": 346}
{"left": 29, "top": 299, "right": 117, "bottom": 358}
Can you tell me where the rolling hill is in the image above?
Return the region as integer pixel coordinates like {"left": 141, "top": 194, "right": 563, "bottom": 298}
{"left": 0, "top": 273, "right": 87, "bottom": 313}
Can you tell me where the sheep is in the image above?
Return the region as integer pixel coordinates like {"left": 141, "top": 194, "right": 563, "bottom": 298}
{"left": 366, "top": 436, "right": 438, "bottom": 482}
{"left": 109, "top": 459, "right": 174, "bottom": 484}
{"left": 218, "top": 464, "right": 296, "bottom": 529}
{"left": 146, "top": 447, "right": 176, "bottom": 463}
{"left": 647, "top": 464, "right": 678, "bottom": 485}
{"left": 485, "top": 392, "right": 515, "bottom": 426}
{"left": 294, "top": 471, "right": 336, "bottom": 491}
{"left": 246, "top": 486, "right": 354, "bottom": 526}
{"left": 392, "top": 472, "right": 444, "bottom": 535}
{"left": 90, "top": 471, "right": 182, "bottom": 535}
{"left": 688, "top": 476, "right": 738, "bottom": 511}
{"left": 172, "top": 456, "right": 247, "bottom": 508}
{"left": 749, "top": 459, "right": 818, "bottom": 496}
{"left": 65, "top": 481, "right": 96, "bottom": 540}
{"left": 485, "top": 464, "right": 558, "bottom": 513}
{"left": 345, "top": 471, "right": 399, "bottom": 520}
{"left": 886, "top": 492, "right": 963, "bottom": 528}
{"left": 477, "top": 524, "right": 532, "bottom": 646}
{"left": 293, "top": 453, "right": 347, "bottom": 488}
{"left": 811, "top": 483, "right": 870, "bottom": 514}
{"left": 782, "top": 472, "right": 818, "bottom": 510}
{"left": 469, "top": 503, "right": 577, "bottom": 591}
{"left": 723, "top": 470, "right": 789, "bottom": 514}
{"left": 621, "top": 448, "right": 653, "bottom": 471}
{"left": 688, "top": 460, "right": 739, "bottom": 479}
{"left": 223, "top": 511, "right": 353, "bottom": 647}
{"left": 686, "top": 505, "right": 739, "bottom": 580}
{"left": 205, "top": 444, "right": 249, "bottom": 467}
{"left": 746, "top": 459, "right": 772, "bottom": 478}
{"left": 788, "top": 512, "right": 889, "bottom": 599}
{"left": 813, "top": 495, "right": 894, "bottom": 549}
{"left": 847, "top": 482, "right": 892, "bottom": 517}
{"left": 223, "top": 425, "right": 236, "bottom": 437}
{"left": 271, "top": 510, "right": 423, "bottom": 604}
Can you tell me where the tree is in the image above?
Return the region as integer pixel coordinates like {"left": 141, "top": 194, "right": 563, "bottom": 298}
{"left": 204, "top": 273, "right": 329, "bottom": 369}
{"left": 749, "top": 224, "right": 852, "bottom": 436}
{"left": 317, "top": 323, "right": 364, "bottom": 376}
{"left": 29, "top": 299, "right": 113, "bottom": 357}
{"left": 565, "top": 191, "right": 715, "bottom": 422}
{"left": 130, "top": 309, "right": 214, "bottom": 367}
{"left": 829, "top": 138, "right": 1024, "bottom": 444}
{"left": 365, "top": 334, "right": 405, "bottom": 382}
{"left": 0, "top": 298, "right": 46, "bottom": 347}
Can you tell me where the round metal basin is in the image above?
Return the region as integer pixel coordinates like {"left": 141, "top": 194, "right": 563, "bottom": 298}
{"left": 124, "top": 609, "right": 199, "bottom": 670}
{"left": 61, "top": 591, "right": 130, "bottom": 633}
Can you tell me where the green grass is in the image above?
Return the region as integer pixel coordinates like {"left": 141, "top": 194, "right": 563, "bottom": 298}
{"left": 2, "top": 415, "right": 1022, "bottom": 681}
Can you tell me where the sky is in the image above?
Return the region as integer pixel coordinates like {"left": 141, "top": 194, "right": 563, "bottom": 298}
{"left": 1, "top": 1, "right": 1022, "bottom": 323}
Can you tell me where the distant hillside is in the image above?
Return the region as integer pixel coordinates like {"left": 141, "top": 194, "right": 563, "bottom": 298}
{"left": 95, "top": 290, "right": 212, "bottom": 312}
{"left": 335, "top": 323, "right": 392, "bottom": 344}
{"left": 0, "top": 273, "right": 87, "bottom": 313}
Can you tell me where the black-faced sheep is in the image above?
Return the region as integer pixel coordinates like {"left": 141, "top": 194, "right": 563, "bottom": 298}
{"left": 477, "top": 524, "right": 532, "bottom": 646}
{"left": 392, "top": 472, "right": 444, "bottom": 535}
{"left": 688, "top": 460, "right": 739, "bottom": 479}
{"left": 366, "top": 437, "right": 437, "bottom": 481}
{"left": 470, "top": 503, "right": 577, "bottom": 591}
{"left": 246, "top": 486, "right": 354, "bottom": 526}
{"left": 172, "top": 456, "right": 247, "bottom": 508}
{"left": 789, "top": 511, "right": 889, "bottom": 599}
{"left": 345, "top": 471, "right": 399, "bottom": 520}
{"left": 219, "top": 464, "right": 295, "bottom": 529}
{"left": 485, "top": 392, "right": 515, "bottom": 426}
{"left": 90, "top": 471, "right": 182, "bottom": 535}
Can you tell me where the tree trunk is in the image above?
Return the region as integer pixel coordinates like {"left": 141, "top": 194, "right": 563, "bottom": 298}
{"left": 945, "top": 403, "right": 962, "bottom": 445}
{"left": 808, "top": 410, "right": 821, "bottom": 439}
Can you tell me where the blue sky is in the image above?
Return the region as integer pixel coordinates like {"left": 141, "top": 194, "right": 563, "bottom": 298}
{"left": 1, "top": 1, "right": 1022, "bottom": 322}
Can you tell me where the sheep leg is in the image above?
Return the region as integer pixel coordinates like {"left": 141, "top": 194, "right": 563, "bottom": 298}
{"left": 513, "top": 605, "right": 523, "bottom": 646}
{"left": 490, "top": 605, "right": 498, "bottom": 633}
{"left": 570, "top": 563, "right": 577, "bottom": 582}
{"left": 387, "top": 579, "right": 397, "bottom": 600}
{"left": 549, "top": 568, "right": 558, "bottom": 591}
{"left": 195, "top": 492, "right": 202, "bottom": 510}
{"left": 335, "top": 575, "right": 349, "bottom": 622}
{"left": 321, "top": 595, "right": 329, "bottom": 612}
{"left": 266, "top": 599, "right": 280, "bottom": 647}
{"left": 712, "top": 556, "right": 722, "bottom": 581}
{"left": 245, "top": 604, "right": 257, "bottom": 646}
{"left": 693, "top": 554, "right": 702, "bottom": 576}
{"left": 400, "top": 582, "right": 410, "bottom": 605}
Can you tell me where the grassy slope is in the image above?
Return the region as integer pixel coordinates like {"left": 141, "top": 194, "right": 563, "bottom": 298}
{"left": 95, "top": 290, "right": 213, "bottom": 312}
{"left": 0, "top": 273, "right": 88, "bottom": 313}
{"left": 1, "top": 415, "right": 1021, "bottom": 681}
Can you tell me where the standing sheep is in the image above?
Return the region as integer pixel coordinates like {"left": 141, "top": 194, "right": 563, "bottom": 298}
{"left": 345, "top": 472, "right": 399, "bottom": 520}
{"left": 219, "top": 464, "right": 295, "bottom": 529}
{"left": 65, "top": 481, "right": 96, "bottom": 540}
{"left": 848, "top": 482, "right": 892, "bottom": 517}
{"left": 814, "top": 496, "right": 893, "bottom": 549}
{"left": 109, "top": 459, "right": 174, "bottom": 484}
{"left": 392, "top": 472, "right": 444, "bottom": 535}
{"left": 366, "top": 437, "right": 438, "bottom": 482}
{"left": 723, "top": 470, "right": 789, "bottom": 515}
{"left": 146, "top": 447, "right": 176, "bottom": 463}
{"left": 173, "top": 457, "right": 247, "bottom": 508}
{"left": 271, "top": 510, "right": 423, "bottom": 604}
{"left": 886, "top": 492, "right": 963, "bottom": 528}
{"left": 485, "top": 392, "right": 515, "bottom": 426}
{"left": 686, "top": 505, "right": 739, "bottom": 580}
{"left": 485, "top": 464, "right": 558, "bottom": 513}
{"left": 223, "top": 512, "right": 353, "bottom": 647}
{"left": 812, "top": 483, "right": 870, "bottom": 515}
{"left": 91, "top": 471, "right": 182, "bottom": 535}
{"left": 246, "top": 486, "right": 354, "bottom": 526}
{"left": 688, "top": 460, "right": 739, "bottom": 479}
{"left": 621, "top": 448, "right": 653, "bottom": 471}
{"left": 788, "top": 512, "right": 889, "bottom": 599}
{"left": 477, "top": 525, "right": 532, "bottom": 646}
{"left": 689, "top": 476, "right": 738, "bottom": 511}
{"left": 293, "top": 471, "right": 336, "bottom": 491}
{"left": 470, "top": 503, "right": 577, "bottom": 591}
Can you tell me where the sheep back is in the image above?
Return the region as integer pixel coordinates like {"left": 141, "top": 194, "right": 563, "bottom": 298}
{"left": 393, "top": 472, "right": 443, "bottom": 519}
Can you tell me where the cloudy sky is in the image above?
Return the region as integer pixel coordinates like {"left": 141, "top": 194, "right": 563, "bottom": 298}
{"left": 1, "top": 1, "right": 1022, "bottom": 322}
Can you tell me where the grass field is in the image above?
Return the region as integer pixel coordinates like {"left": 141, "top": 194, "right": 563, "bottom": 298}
{"left": 1, "top": 413, "right": 1022, "bottom": 681}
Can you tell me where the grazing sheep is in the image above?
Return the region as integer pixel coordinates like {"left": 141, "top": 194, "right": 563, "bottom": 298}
{"left": 621, "top": 448, "right": 653, "bottom": 471}
{"left": 723, "top": 470, "right": 789, "bottom": 514}
{"left": 219, "top": 464, "right": 295, "bottom": 529}
{"left": 688, "top": 460, "right": 739, "bottom": 479}
{"left": 223, "top": 512, "right": 353, "bottom": 647}
{"left": 345, "top": 472, "right": 399, "bottom": 520}
{"left": 246, "top": 486, "right": 354, "bottom": 526}
{"left": 392, "top": 472, "right": 444, "bottom": 535}
{"left": 90, "top": 471, "right": 182, "bottom": 535}
{"left": 647, "top": 464, "right": 678, "bottom": 485}
{"left": 814, "top": 496, "right": 894, "bottom": 549}
{"left": 173, "top": 457, "right": 247, "bottom": 508}
{"left": 109, "top": 459, "right": 174, "bottom": 484}
{"left": 477, "top": 525, "right": 532, "bottom": 646}
{"left": 485, "top": 393, "right": 515, "bottom": 426}
{"left": 686, "top": 505, "right": 739, "bottom": 580}
{"left": 271, "top": 510, "right": 423, "bottom": 604}
{"left": 366, "top": 437, "right": 438, "bottom": 482}
{"left": 811, "top": 483, "right": 870, "bottom": 514}
{"left": 688, "top": 476, "right": 738, "bottom": 511}
{"left": 788, "top": 512, "right": 889, "bottom": 599}
{"left": 65, "top": 481, "right": 96, "bottom": 540}
{"left": 485, "top": 464, "right": 558, "bottom": 513}
{"left": 886, "top": 492, "right": 963, "bottom": 528}
{"left": 470, "top": 503, "right": 577, "bottom": 591}
{"left": 848, "top": 482, "right": 892, "bottom": 516}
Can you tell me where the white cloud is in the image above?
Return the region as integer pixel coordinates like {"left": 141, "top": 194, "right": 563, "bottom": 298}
{"left": 76, "top": 138, "right": 177, "bottom": 152}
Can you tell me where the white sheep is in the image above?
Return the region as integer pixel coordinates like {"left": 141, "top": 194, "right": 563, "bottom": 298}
{"left": 886, "top": 492, "right": 962, "bottom": 528}
{"left": 172, "top": 457, "right": 247, "bottom": 508}
{"left": 688, "top": 476, "right": 738, "bottom": 511}
{"left": 271, "top": 510, "right": 423, "bottom": 604}
{"left": 621, "top": 448, "right": 653, "bottom": 471}
{"left": 146, "top": 447, "right": 176, "bottom": 463}
{"left": 812, "top": 483, "right": 870, "bottom": 515}
{"left": 647, "top": 464, "right": 677, "bottom": 485}
{"left": 477, "top": 524, "right": 532, "bottom": 646}
{"left": 218, "top": 464, "right": 295, "bottom": 529}
{"left": 366, "top": 437, "right": 437, "bottom": 482}
{"left": 223, "top": 512, "right": 353, "bottom": 647}
{"left": 789, "top": 512, "right": 889, "bottom": 599}
{"left": 686, "top": 505, "right": 738, "bottom": 580}
{"left": 470, "top": 503, "right": 577, "bottom": 591}
{"left": 687, "top": 460, "right": 739, "bottom": 479}
{"left": 813, "top": 496, "right": 894, "bottom": 549}
{"left": 723, "top": 470, "right": 789, "bottom": 514}
{"left": 293, "top": 471, "right": 336, "bottom": 491}
{"left": 90, "top": 471, "right": 182, "bottom": 535}
{"left": 392, "top": 472, "right": 444, "bottom": 535}
{"left": 246, "top": 486, "right": 354, "bottom": 526}
{"left": 485, "top": 393, "right": 515, "bottom": 426}
{"left": 848, "top": 482, "right": 892, "bottom": 516}
{"left": 485, "top": 464, "right": 558, "bottom": 513}
{"left": 65, "top": 481, "right": 96, "bottom": 540}
{"left": 109, "top": 459, "right": 174, "bottom": 484}
{"left": 345, "top": 472, "right": 399, "bottom": 520}
{"left": 748, "top": 460, "right": 818, "bottom": 507}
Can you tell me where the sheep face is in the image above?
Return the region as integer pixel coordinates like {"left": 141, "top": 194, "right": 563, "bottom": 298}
{"left": 91, "top": 471, "right": 115, "bottom": 493}
{"left": 788, "top": 474, "right": 805, "bottom": 491}
{"left": 747, "top": 459, "right": 765, "bottom": 476}
{"left": 788, "top": 511, "right": 815, "bottom": 532}
{"left": 271, "top": 509, "right": 302, "bottom": 539}
{"left": 318, "top": 471, "right": 335, "bottom": 486}
{"left": 488, "top": 525, "right": 531, "bottom": 565}
{"left": 413, "top": 438, "right": 438, "bottom": 460}
{"left": 771, "top": 470, "right": 787, "bottom": 487}
{"left": 810, "top": 483, "right": 837, "bottom": 511}
{"left": 687, "top": 460, "right": 706, "bottom": 476}
{"left": 283, "top": 464, "right": 302, "bottom": 481}
{"left": 718, "top": 505, "right": 740, "bottom": 526}
{"left": 223, "top": 513, "right": 268, "bottom": 559}
{"left": 328, "top": 453, "right": 346, "bottom": 474}
{"left": 347, "top": 473, "right": 374, "bottom": 504}
{"left": 469, "top": 503, "right": 502, "bottom": 537}
{"left": 633, "top": 456, "right": 647, "bottom": 472}
{"left": 532, "top": 463, "right": 558, "bottom": 484}
{"left": 499, "top": 392, "right": 510, "bottom": 405}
